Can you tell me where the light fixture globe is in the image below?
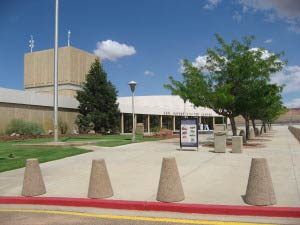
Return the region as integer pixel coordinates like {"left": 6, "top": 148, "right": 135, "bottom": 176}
{"left": 128, "top": 81, "right": 137, "bottom": 93}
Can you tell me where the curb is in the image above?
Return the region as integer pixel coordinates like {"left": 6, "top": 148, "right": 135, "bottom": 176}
{"left": 0, "top": 197, "right": 300, "bottom": 218}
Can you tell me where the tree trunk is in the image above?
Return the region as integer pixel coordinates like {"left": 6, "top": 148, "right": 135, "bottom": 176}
{"left": 229, "top": 116, "right": 237, "bottom": 136}
{"left": 245, "top": 117, "right": 250, "bottom": 140}
{"left": 251, "top": 119, "right": 256, "bottom": 130}
{"left": 252, "top": 119, "right": 260, "bottom": 136}
{"left": 261, "top": 121, "right": 266, "bottom": 133}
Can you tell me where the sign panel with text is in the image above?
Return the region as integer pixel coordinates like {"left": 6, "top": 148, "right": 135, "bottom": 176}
{"left": 180, "top": 118, "right": 198, "bottom": 148}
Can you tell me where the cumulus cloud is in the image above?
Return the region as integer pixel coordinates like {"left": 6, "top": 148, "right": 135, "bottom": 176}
{"left": 192, "top": 55, "right": 209, "bottom": 71}
{"left": 94, "top": 40, "right": 136, "bottom": 61}
{"left": 237, "top": 0, "right": 300, "bottom": 33}
{"left": 203, "top": 0, "right": 222, "bottom": 10}
{"left": 285, "top": 98, "right": 300, "bottom": 108}
{"left": 181, "top": 48, "right": 278, "bottom": 73}
{"left": 144, "top": 70, "right": 155, "bottom": 77}
{"left": 264, "top": 39, "right": 273, "bottom": 43}
{"left": 178, "top": 60, "right": 185, "bottom": 73}
{"left": 249, "top": 47, "right": 274, "bottom": 59}
{"left": 233, "top": 11, "right": 242, "bottom": 23}
{"left": 271, "top": 65, "right": 300, "bottom": 93}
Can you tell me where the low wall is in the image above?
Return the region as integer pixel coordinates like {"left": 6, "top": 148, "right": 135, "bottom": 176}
{"left": 0, "top": 102, "right": 78, "bottom": 135}
{"left": 288, "top": 126, "right": 300, "bottom": 143}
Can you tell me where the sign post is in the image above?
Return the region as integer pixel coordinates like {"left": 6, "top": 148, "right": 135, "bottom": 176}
{"left": 180, "top": 118, "right": 199, "bottom": 151}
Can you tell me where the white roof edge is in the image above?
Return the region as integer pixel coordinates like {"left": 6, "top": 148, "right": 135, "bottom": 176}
{"left": 0, "top": 88, "right": 78, "bottom": 109}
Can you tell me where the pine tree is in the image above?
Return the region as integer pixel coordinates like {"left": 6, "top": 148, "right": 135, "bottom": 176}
{"left": 76, "top": 59, "right": 120, "bottom": 133}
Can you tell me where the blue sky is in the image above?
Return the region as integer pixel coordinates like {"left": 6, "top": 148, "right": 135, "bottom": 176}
{"left": 1, "top": 0, "right": 300, "bottom": 107}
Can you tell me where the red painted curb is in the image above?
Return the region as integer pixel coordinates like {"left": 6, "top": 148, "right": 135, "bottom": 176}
{"left": 0, "top": 196, "right": 300, "bottom": 218}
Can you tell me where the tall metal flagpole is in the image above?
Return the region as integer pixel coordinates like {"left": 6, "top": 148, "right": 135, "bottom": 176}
{"left": 54, "top": 0, "right": 59, "bottom": 142}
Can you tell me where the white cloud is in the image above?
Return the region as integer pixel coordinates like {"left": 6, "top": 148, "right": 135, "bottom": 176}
{"left": 237, "top": 0, "right": 300, "bottom": 33}
{"left": 144, "top": 70, "right": 155, "bottom": 77}
{"left": 192, "top": 55, "right": 209, "bottom": 71}
{"left": 94, "top": 40, "right": 136, "bottom": 61}
{"left": 285, "top": 98, "right": 300, "bottom": 108}
{"left": 271, "top": 65, "right": 300, "bottom": 93}
{"left": 288, "top": 24, "right": 300, "bottom": 34}
{"left": 264, "top": 39, "right": 273, "bottom": 43}
{"left": 181, "top": 48, "right": 279, "bottom": 73}
{"left": 178, "top": 60, "right": 185, "bottom": 73}
{"left": 233, "top": 11, "right": 242, "bottom": 23}
{"left": 249, "top": 48, "right": 273, "bottom": 59}
{"left": 203, "top": 0, "right": 221, "bottom": 10}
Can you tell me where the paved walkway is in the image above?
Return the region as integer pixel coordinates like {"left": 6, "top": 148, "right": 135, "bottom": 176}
{"left": 0, "top": 125, "right": 299, "bottom": 207}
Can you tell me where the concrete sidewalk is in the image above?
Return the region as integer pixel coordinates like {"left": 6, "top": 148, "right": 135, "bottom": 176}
{"left": 0, "top": 125, "right": 299, "bottom": 207}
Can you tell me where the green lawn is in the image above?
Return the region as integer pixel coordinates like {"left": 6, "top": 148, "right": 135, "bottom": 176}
{"left": 0, "top": 134, "right": 162, "bottom": 172}
{"left": 0, "top": 139, "right": 91, "bottom": 173}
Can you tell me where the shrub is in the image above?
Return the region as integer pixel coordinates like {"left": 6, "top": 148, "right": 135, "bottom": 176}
{"left": 5, "top": 119, "right": 44, "bottom": 136}
{"left": 151, "top": 126, "right": 160, "bottom": 133}
{"left": 59, "top": 119, "right": 68, "bottom": 134}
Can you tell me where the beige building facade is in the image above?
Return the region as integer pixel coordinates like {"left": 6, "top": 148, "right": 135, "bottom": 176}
{"left": 0, "top": 103, "right": 78, "bottom": 135}
{"left": 24, "top": 46, "right": 98, "bottom": 97}
{"left": 0, "top": 88, "right": 79, "bottom": 135}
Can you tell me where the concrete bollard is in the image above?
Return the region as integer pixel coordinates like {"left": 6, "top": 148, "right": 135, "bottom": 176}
{"left": 22, "top": 159, "right": 46, "bottom": 197}
{"left": 88, "top": 159, "right": 113, "bottom": 199}
{"left": 249, "top": 128, "right": 255, "bottom": 139}
{"left": 239, "top": 129, "right": 247, "bottom": 144}
{"left": 254, "top": 128, "right": 260, "bottom": 137}
{"left": 214, "top": 132, "right": 227, "bottom": 153}
{"left": 244, "top": 158, "right": 276, "bottom": 206}
{"left": 157, "top": 157, "right": 184, "bottom": 202}
{"left": 232, "top": 136, "right": 242, "bottom": 153}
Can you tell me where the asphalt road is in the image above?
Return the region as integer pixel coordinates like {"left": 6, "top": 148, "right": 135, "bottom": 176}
{"left": 0, "top": 210, "right": 283, "bottom": 225}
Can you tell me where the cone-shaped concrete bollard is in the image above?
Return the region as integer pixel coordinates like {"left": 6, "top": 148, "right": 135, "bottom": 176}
{"left": 88, "top": 159, "right": 113, "bottom": 199}
{"left": 157, "top": 157, "right": 185, "bottom": 203}
{"left": 245, "top": 158, "right": 276, "bottom": 206}
{"left": 22, "top": 159, "right": 46, "bottom": 196}
{"left": 249, "top": 128, "right": 255, "bottom": 139}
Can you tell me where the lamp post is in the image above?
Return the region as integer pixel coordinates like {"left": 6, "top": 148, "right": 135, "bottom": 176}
{"left": 128, "top": 81, "right": 137, "bottom": 142}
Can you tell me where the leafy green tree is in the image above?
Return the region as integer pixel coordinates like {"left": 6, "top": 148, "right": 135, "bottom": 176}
{"left": 76, "top": 59, "right": 120, "bottom": 133}
{"left": 165, "top": 34, "right": 286, "bottom": 137}
{"left": 234, "top": 47, "right": 285, "bottom": 139}
{"left": 166, "top": 35, "right": 251, "bottom": 135}
{"left": 253, "top": 83, "right": 287, "bottom": 133}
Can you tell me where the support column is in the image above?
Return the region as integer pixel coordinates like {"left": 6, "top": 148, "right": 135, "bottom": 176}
{"left": 121, "top": 113, "right": 124, "bottom": 134}
{"left": 160, "top": 115, "right": 163, "bottom": 129}
{"left": 148, "top": 115, "right": 150, "bottom": 134}
{"left": 173, "top": 116, "right": 176, "bottom": 131}
{"left": 213, "top": 117, "right": 215, "bottom": 129}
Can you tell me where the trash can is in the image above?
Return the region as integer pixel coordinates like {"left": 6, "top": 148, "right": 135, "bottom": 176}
{"left": 214, "top": 131, "right": 227, "bottom": 153}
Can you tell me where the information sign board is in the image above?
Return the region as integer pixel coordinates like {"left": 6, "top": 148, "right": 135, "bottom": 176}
{"left": 180, "top": 118, "right": 198, "bottom": 149}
